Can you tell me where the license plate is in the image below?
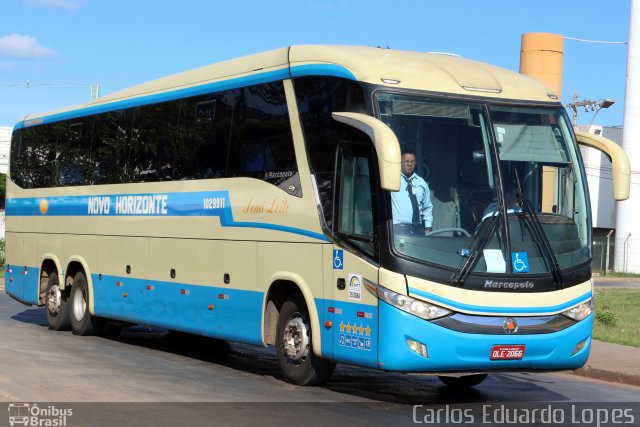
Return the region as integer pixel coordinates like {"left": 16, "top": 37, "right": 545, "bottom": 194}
{"left": 490, "top": 345, "right": 525, "bottom": 360}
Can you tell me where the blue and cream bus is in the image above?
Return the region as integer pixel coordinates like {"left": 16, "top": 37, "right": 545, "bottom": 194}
{"left": 5, "top": 45, "right": 630, "bottom": 386}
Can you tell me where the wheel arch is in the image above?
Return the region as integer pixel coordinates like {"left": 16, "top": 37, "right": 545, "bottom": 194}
{"left": 263, "top": 272, "right": 324, "bottom": 357}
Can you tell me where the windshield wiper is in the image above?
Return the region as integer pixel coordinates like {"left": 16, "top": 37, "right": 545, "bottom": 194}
{"left": 449, "top": 206, "right": 501, "bottom": 287}
{"left": 513, "top": 171, "right": 565, "bottom": 289}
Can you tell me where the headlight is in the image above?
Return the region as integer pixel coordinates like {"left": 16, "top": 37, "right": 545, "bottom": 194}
{"left": 561, "top": 298, "right": 593, "bottom": 321}
{"left": 375, "top": 285, "right": 451, "bottom": 320}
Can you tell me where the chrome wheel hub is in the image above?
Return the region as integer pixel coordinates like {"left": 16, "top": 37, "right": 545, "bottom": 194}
{"left": 46, "top": 284, "right": 62, "bottom": 316}
{"left": 282, "top": 314, "right": 310, "bottom": 363}
{"left": 72, "top": 286, "right": 86, "bottom": 322}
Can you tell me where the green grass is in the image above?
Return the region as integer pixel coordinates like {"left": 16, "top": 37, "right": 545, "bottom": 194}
{"left": 593, "top": 288, "right": 640, "bottom": 348}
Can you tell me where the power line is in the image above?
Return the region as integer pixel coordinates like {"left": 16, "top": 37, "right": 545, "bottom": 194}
{"left": 585, "top": 173, "right": 640, "bottom": 186}
{"left": 564, "top": 36, "right": 627, "bottom": 45}
{"left": 583, "top": 165, "right": 640, "bottom": 176}
{"left": 0, "top": 72, "right": 169, "bottom": 89}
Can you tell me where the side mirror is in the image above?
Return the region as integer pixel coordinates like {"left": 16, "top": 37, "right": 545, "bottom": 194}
{"left": 332, "top": 112, "right": 401, "bottom": 191}
{"left": 575, "top": 131, "right": 631, "bottom": 201}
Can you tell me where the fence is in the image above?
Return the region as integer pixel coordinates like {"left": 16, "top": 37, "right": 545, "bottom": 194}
{"left": 592, "top": 239, "right": 614, "bottom": 275}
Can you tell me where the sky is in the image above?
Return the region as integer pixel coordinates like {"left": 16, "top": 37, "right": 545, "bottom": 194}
{"left": 0, "top": 0, "right": 631, "bottom": 128}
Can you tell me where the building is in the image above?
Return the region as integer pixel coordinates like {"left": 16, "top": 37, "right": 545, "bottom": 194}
{"left": 0, "top": 126, "right": 10, "bottom": 174}
{"left": 0, "top": 126, "right": 9, "bottom": 238}
{"left": 579, "top": 124, "right": 622, "bottom": 273}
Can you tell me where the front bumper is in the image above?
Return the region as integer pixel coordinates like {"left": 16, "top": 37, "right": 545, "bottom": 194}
{"left": 378, "top": 300, "right": 591, "bottom": 372}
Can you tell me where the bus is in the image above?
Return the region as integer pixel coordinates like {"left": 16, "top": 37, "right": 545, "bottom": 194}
{"left": 4, "top": 45, "right": 630, "bottom": 387}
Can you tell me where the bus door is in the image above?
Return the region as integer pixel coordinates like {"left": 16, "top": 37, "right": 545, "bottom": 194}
{"left": 329, "top": 143, "right": 380, "bottom": 368}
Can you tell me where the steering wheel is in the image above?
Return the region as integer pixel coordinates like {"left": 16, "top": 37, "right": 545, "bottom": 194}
{"left": 428, "top": 227, "right": 471, "bottom": 237}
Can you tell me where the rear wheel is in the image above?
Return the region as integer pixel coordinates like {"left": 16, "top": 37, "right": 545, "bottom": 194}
{"left": 438, "top": 374, "right": 488, "bottom": 388}
{"left": 69, "top": 272, "right": 100, "bottom": 336}
{"left": 275, "top": 294, "right": 335, "bottom": 385}
{"left": 45, "top": 272, "right": 71, "bottom": 331}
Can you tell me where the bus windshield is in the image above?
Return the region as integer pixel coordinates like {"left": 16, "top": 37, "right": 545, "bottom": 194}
{"left": 377, "top": 93, "right": 589, "bottom": 276}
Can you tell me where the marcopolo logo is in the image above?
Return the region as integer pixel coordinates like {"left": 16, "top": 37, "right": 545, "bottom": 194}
{"left": 7, "top": 403, "right": 73, "bottom": 426}
{"left": 483, "top": 280, "right": 534, "bottom": 290}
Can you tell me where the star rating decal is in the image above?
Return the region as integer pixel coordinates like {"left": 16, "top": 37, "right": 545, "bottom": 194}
{"left": 338, "top": 321, "right": 371, "bottom": 337}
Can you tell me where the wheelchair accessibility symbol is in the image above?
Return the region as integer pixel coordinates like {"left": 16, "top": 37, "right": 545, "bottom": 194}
{"left": 511, "top": 252, "right": 529, "bottom": 273}
{"left": 333, "top": 249, "right": 344, "bottom": 270}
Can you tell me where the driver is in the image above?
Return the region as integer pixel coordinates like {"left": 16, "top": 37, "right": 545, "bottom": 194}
{"left": 481, "top": 185, "right": 521, "bottom": 221}
{"left": 391, "top": 150, "right": 433, "bottom": 235}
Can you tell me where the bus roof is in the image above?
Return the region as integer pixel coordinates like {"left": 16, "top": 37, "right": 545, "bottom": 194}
{"left": 20, "top": 45, "right": 558, "bottom": 127}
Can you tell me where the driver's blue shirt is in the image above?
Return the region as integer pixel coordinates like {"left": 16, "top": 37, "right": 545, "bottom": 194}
{"left": 391, "top": 172, "right": 433, "bottom": 228}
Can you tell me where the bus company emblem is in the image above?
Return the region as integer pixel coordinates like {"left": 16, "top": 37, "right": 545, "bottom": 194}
{"left": 348, "top": 274, "right": 362, "bottom": 301}
{"left": 39, "top": 199, "right": 49, "bottom": 215}
{"left": 503, "top": 317, "right": 519, "bottom": 334}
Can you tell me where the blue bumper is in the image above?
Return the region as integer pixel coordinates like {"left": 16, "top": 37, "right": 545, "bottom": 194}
{"left": 378, "top": 301, "right": 591, "bottom": 372}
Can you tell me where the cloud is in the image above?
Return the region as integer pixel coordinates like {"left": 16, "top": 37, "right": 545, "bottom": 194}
{"left": 0, "top": 34, "right": 56, "bottom": 59}
{"left": 25, "top": 0, "right": 81, "bottom": 11}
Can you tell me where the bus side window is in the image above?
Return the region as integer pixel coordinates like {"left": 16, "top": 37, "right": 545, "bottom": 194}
{"left": 228, "top": 82, "right": 300, "bottom": 196}
{"left": 12, "top": 125, "right": 58, "bottom": 188}
{"left": 57, "top": 118, "right": 93, "bottom": 186}
{"left": 293, "top": 76, "right": 367, "bottom": 226}
{"left": 335, "top": 144, "right": 378, "bottom": 258}
{"left": 178, "top": 92, "right": 234, "bottom": 180}
{"left": 92, "top": 109, "right": 134, "bottom": 184}
{"left": 130, "top": 101, "right": 181, "bottom": 182}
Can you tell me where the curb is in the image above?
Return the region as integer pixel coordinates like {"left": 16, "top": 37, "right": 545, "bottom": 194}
{"left": 573, "top": 367, "right": 640, "bottom": 387}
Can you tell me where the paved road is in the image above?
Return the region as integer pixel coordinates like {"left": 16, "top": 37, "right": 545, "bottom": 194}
{"left": 1, "top": 290, "right": 639, "bottom": 426}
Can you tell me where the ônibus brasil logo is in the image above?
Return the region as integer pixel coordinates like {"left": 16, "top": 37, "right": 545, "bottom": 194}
{"left": 8, "top": 403, "right": 73, "bottom": 427}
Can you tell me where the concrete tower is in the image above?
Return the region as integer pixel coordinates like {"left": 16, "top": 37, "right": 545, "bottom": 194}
{"left": 615, "top": 0, "right": 640, "bottom": 272}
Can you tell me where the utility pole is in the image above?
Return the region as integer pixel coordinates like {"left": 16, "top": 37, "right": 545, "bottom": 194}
{"left": 566, "top": 93, "right": 615, "bottom": 128}
{"left": 90, "top": 83, "right": 101, "bottom": 100}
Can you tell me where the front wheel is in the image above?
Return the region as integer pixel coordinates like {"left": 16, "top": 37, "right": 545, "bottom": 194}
{"left": 438, "top": 374, "right": 488, "bottom": 388}
{"left": 275, "top": 294, "right": 335, "bottom": 385}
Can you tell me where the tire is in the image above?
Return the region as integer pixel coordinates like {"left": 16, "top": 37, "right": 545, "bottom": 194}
{"left": 275, "top": 294, "right": 335, "bottom": 386}
{"left": 438, "top": 374, "right": 488, "bottom": 388}
{"left": 45, "top": 272, "right": 71, "bottom": 331}
{"left": 69, "top": 271, "right": 99, "bottom": 336}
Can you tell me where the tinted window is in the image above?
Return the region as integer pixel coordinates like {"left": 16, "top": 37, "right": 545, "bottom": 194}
{"left": 10, "top": 81, "right": 298, "bottom": 191}
{"left": 178, "top": 91, "right": 235, "bottom": 180}
{"left": 92, "top": 109, "right": 134, "bottom": 184}
{"left": 228, "top": 82, "right": 299, "bottom": 195}
{"left": 131, "top": 101, "right": 181, "bottom": 182}
{"left": 11, "top": 125, "right": 58, "bottom": 188}
{"left": 56, "top": 118, "right": 93, "bottom": 186}
{"left": 336, "top": 144, "right": 377, "bottom": 256}
{"left": 294, "top": 77, "right": 366, "bottom": 225}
